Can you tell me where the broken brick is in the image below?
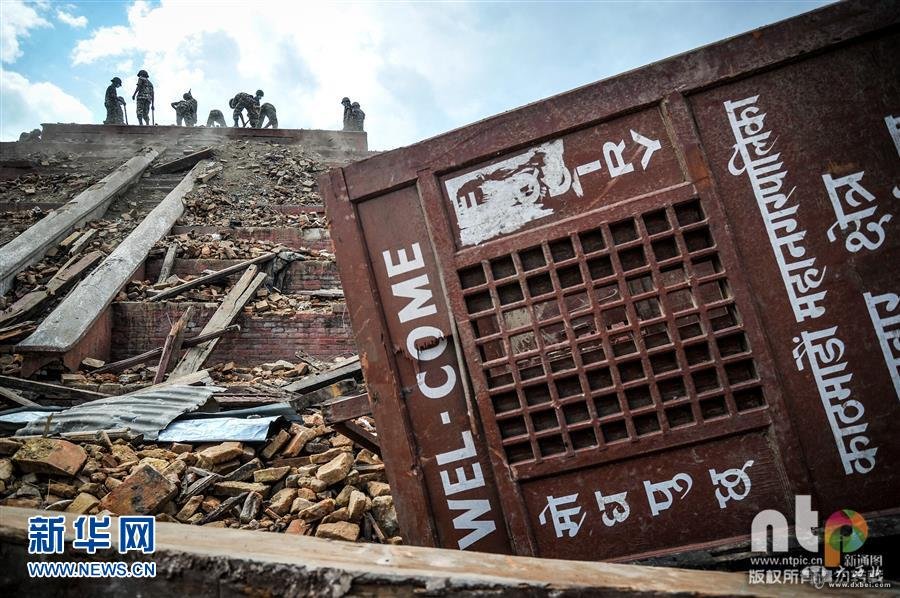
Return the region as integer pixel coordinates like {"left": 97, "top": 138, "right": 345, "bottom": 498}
{"left": 12, "top": 438, "right": 87, "bottom": 477}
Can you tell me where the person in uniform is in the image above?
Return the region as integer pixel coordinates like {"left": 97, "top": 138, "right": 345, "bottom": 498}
{"left": 349, "top": 101, "right": 365, "bottom": 132}
{"left": 341, "top": 97, "right": 352, "bottom": 131}
{"left": 104, "top": 77, "right": 125, "bottom": 124}
{"left": 206, "top": 109, "right": 227, "bottom": 127}
{"left": 171, "top": 90, "right": 198, "bottom": 126}
{"left": 132, "top": 69, "right": 155, "bottom": 126}
{"left": 229, "top": 91, "right": 260, "bottom": 128}
{"left": 259, "top": 102, "right": 278, "bottom": 129}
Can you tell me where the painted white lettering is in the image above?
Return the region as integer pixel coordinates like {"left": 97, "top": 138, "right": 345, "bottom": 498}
{"left": 436, "top": 430, "right": 477, "bottom": 465}
{"left": 441, "top": 462, "right": 486, "bottom": 496}
{"left": 406, "top": 325, "right": 448, "bottom": 361}
{"left": 447, "top": 499, "right": 497, "bottom": 550}
{"left": 643, "top": 473, "right": 692, "bottom": 517}
{"left": 392, "top": 274, "right": 437, "bottom": 323}
{"left": 631, "top": 130, "right": 661, "bottom": 170}
{"left": 382, "top": 242, "right": 425, "bottom": 278}
{"left": 603, "top": 140, "right": 635, "bottom": 177}
{"left": 708, "top": 460, "right": 754, "bottom": 509}
{"left": 416, "top": 366, "right": 457, "bottom": 399}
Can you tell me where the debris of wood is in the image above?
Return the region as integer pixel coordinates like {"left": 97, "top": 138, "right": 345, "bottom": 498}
{"left": 148, "top": 253, "right": 276, "bottom": 302}
{"left": 154, "top": 306, "right": 194, "bottom": 384}
{"left": 156, "top": 244, "right": 177, "bottom": 284}
{"left": 0, "top": 408, "right": 395, "bottom": 543}
{"left": 92, "top": 325, "right": 240, "bottom": 374}
{"left": 0, "top": 251, "right": 103, "bottom": 327}
{"left": 169, "top": 266, "right": 267, "bottom": 377}
{"left": 153, "top": 147, "right": 214, "bottom": 175}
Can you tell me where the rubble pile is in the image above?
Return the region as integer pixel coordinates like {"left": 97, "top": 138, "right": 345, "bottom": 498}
{"left": 0, "top": 209, "right": 45, "bottom": 246}
{"left": 175, "top": 142, "right": 329, "bottom": 228}
{"left": 66, "top": 359, "right": 325, "bottom": 394}
{"left": 0, "top": 415, "right": 400, "bottom": 544}
{"left": 156, "top": 232, "right": 299, "bottom": 260}
{"left": 1, "top": 220, "right": 128, "bottom": 307}
{"left": 0, "top": 160, "right": 105, "bottom": 204}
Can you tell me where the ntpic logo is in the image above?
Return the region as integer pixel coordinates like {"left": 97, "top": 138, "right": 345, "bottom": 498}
{"left": 751, "top": 495, "right": 868, "bottom": 566}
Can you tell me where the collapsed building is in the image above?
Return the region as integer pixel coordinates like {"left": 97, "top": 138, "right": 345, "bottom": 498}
{"left": 0, "top": 1, "right": 898, "bottom": 594}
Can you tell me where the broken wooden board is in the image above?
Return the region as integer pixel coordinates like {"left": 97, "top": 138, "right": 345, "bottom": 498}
{"left": 0, "top": 387, "right": 40, "bottom": 408}
{"left": 282, "top": 356, "right": 362, "bottom": 395}
{"left": 148, "top": 252, "right": 276, "bottom": 302}
{"left": 156, "top": 244, "right": 177, "bottom": 284}
{"left": 0, "top": 374, "right": 107, "bottom": 402}
{"left": 322, "top": 392, "right": 371, "bottom": 424}
{"left": 92, "top": 325, "right": 240, "bottom": 374}
{"left": 0, "top": 147, "right": 158, "bottom": 294}
{"left": 16, "top": 160, "right": 209, "bottom": 372}
{"left": 153, "top": 306, "right": 194, "bottom": 384}
{"left": 0, "top": 506, "right": 811, "bottom": 596}
{"left": 152, "top": 147, "right": 214, "bottom": 174}
{"left": 169, "top": 266, "right": 267, "bottom": 378}
{"left": 0, "top": 251, "right": 104, "bottom": 327}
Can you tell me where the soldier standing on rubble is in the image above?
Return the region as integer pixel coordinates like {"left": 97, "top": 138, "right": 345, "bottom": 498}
{"left": 171, "top": 90, "right": 198, "bottom": 126}
{"left": 229, "top": 90, "right": 260, "bottom": 128}
{"left": 349, "top": 101, "right": 365, "bottom": 132}
{"left": 341, "top": 97, "right": 353, "bottom": 131}
{"left": 103, "top": 77, "right": 126, "bottom": 125}
{"left": 206, "top": 109, "right": 227, "bottom": 127}
{"left": 132, "top": 70, "right": 155, "bottom": 126}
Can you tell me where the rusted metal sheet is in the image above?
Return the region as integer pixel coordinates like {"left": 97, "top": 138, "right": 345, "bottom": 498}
{"left": 321, "top": 0, "right": 900, "bottom": 561}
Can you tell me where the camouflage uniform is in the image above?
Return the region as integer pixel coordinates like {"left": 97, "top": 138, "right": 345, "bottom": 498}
{"left": 341, "top": 97, "right": 352, "bottom": 131}
{"left": 259, "top": 102, "right": 278, "bottom": 129}
{"left": 104, "top": 79, "right": 125, "bottom": 125}
{"left": 133, "top": 74, "right": 154, "bottom": 126}
{"left": 206, "top": 109, "right": 227, "bottom": 127}
{"left": 172, "top": 93, "right": 198, "bottom": 126}
{"left": 348, "top": 102, "right": 365, "bottom": 132}
{"left": 230, "top": 92, "right": 259, "bottom": 128}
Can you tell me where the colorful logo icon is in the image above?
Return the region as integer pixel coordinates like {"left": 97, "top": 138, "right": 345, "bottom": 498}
{"left": 823, "top": 509, "right": 867, "bottom": 567}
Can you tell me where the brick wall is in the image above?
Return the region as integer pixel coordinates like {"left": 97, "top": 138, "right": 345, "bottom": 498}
{"left": 110, "top": 302, "right": 356, "bottom": 366}
{"left": 143, "top": 258, "right": 340, "bottom": 293}
{"left": 167, "top": 226, "right": 333, "bottom": 252}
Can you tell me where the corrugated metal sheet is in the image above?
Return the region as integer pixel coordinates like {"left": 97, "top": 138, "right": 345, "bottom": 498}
{"left": 15, "top": 384, "right": 224, "bottom": 440}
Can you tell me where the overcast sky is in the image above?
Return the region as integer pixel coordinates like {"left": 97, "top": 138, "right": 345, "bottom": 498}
{"left": 1, "top": 0, "right": 831, "bottom": 149}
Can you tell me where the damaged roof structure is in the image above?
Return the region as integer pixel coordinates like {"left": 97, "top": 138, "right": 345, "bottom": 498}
{"left": 0, "top": 1, "right": 898, "bottom": 595}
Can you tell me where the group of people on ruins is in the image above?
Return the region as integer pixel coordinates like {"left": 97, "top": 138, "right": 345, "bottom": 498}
{"left": 103, "top": 71, "right": 365, "bottom": 132}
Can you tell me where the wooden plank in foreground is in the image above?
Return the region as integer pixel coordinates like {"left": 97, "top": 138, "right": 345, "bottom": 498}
{"left": 0, "top": 506, "right": 822, "bottom": 596}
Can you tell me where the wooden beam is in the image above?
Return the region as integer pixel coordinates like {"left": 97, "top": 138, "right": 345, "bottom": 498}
{"left": 148, "top": 253, "right": 276, "bottom": 302}
{"left": 0, "top": 507, "right": 797, "bottom": 596}
{"left": 92, "top": 324, "right": 240, "bottom": 374}
{"left": 0, "top": 375, "right": 107, "bottom": 401}
{"left": 0, "top": 251, "right": 103, "bottom": 328}
{"left": 152, "top": 147, "right": 214, "bottom": 174}
{"left": 169, "top": 266, "right": 267, "bottom": 377}
{"left": 334, "top": 420, "right": 379, "bottom": 454}
{"left": 282, "top": 356, "right": 361, "bottom": 395}
{"left": 17, "top": 160, "right": 208, "bottom": 355}
{"left": 322, "top": 392, "right": 371, "bottom": 424}
{"left": 67, "top": 229, "right": 96, "bottom": 257}
{"left": 0, "top": 387, "right": 40, "bottom": 408}
{"left": 156, "top": 244, "right": 177, "bottom": 284}
{"left": 153, "top": 306, "right": 194, "bottom": 384}
{"left": 0, "top": 147, "right": 158, "bottom": 294}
